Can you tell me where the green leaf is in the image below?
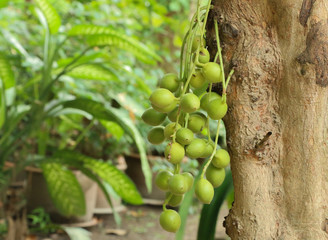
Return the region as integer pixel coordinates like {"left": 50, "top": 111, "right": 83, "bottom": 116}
{"left": 100, "top": 120, "right": 124, "bottom": 140}
{"left": 0, "top": 54, "right": 15, "bottom": 90}
{"left": 0, "top": 0, "right": 9, "bottom": 9}
{"left": 54, "top": 151, "right": 143, "bottom": 205}
{"left": 0, "top": 81, "right": 5, "bottom": 130}
{"left": 61, "top": 98, "right": 152, "bottom": 192}
{"left": 68, "top": 25, "right": 161, "bottom": 63}
{"left": 34, "top": 0, "right": 61, "bottom": 34}
{"left": 197, "top": 169, "right": 233, "bottom": 240}
{"left": 67, "top": 64, "right": 118, "bottom": 81}
{"left": 41, "top": 162, "right": 86, "bottom": 217}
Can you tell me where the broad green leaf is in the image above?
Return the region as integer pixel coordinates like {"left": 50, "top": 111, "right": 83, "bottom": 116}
{"left": 41, "top": 162, "right": 86, "bottom": 217}
{"left": 197, "top": 169, "right": 233, "bottom": 240}
{"left": 61, "top": 98, "right": 152, "bottom": 192}
{"left": 68, "top": 25, "right": 161, "bottom": 63}
{"left": 67, "top": 64, "right": 118, "bottom": 81}
{"left": 34, "top": 0, "right": 61, "bottom": 34}
{"left": 54, "top": 151, "right": 143, "bottom": 205}
{"left": 0, "top": 81, "right": 5, "bottom": 129}
{"left": 0, "top": 54, "right": 15, "bottom": 89}
{"left": 100, "top": 120, "right": 124, "bottom": 140}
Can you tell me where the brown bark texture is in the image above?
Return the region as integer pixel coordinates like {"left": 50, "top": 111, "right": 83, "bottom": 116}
{"left": 206, "top": 0, "right": 328, "bottom": 239}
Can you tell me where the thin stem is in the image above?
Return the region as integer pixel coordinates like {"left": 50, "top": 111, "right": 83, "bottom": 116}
{"left": 69, "top": 119, "right": 95, "bottom": 150}
{"left": 214, "top": 20, "right": 225, "bottom": 87}
{"left": 200, "top": 0, "right": 212, "bottom": 46}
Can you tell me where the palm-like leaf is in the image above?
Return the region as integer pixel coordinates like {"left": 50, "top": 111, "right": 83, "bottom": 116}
{"left": 67, "top": 64, "right": 118, "bottom": 81}
{"left": 34, "top": 0, "right": 61, "bottom": 34}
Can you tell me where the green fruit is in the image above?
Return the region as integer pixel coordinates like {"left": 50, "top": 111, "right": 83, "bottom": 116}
{"left": 195, "top": 178, "right": 214, "bottom": 204}
{"left": 155, "top": 170, "right": 173, "bottom": 191}
{"left": 200, "top": 140, "right": 215, "bottom": 158}
{"left": 159, "top": 210, "right": 181, "bottom": 233}
{"left": 198, "top": 47, "right": 210, "bottom": 63}
{"left": 202, "top": 62, "right": 222, "bottom": 83}
{"left": 186, "top": 138, "right": 206, "bottom": 159}
{"left": 166, "top": 193, "right": 184, "bottom": 207}
{"left": 212, "top": 149, "right": 230, "bottom": 168}
{"left": 181, "top": 172, "right": 194, "bottom": 191}
{"left": 168, "top": 174, "right": 188, "bottom": 195}
{"left": 176, "top": 128, "right": 194, "bottom": 146}
{"left": 150, "top": 88, "right": 176, "bottom": 109}
{"left": 164, "top": 122, "right": 181, "bottom": 139}
{"left": 152, "top": 101, "right": 177, "bottom": 113}
{"left": 147, "top": 127, "right": 165, "bottom": 145}
{"left": 200, "top": 92, "right": 221, "bottom": 111}
{"left": 190, "top": 70, "right": 207, "bottom": 89}
{"left": 159, "top": 73, "right": 180, "bottom": 92}
{"left": 187, "top": 113, "right": 207, "bottom": 133}
{"left": 192, "top": 35, "right": 206, "bottom": 52}
{"left": 168, "top": 107, "right": 179, "bottom": 122}
{"left": 142, "top": 108, "right": 166, "bottom": 126}
{"left": 206, "top": 164, "right": 225, "bottom": 188}
{"left": 207, "top": 98, "right": 228, "bottom": 120}
{"left": 180, "top": 93, "right": 200, "bottom": 113}
{"left": 165, "top": 142, "right": 185, "bottom": 164}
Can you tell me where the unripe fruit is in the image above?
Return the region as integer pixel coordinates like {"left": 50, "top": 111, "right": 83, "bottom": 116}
{"left": 206, "top": 164, "right": 225, "bottom": 188}
{"left": 212, "top": 149, "right": 230, "bottom": 168}
{"left": 150, "top": 88, "right": 176, "bottom": 109}
{"left": 195, "top": 178, "right": 214, "bottom": 204}
{"left": 192, "top": 35, "right": 206, "bottom": 52}
{"left": 155, "top": 170, "right": 173, "bottom": 191}
{"left": 190, "top": 70, "right": 207, "bottom": 89}
{"left": 181, "top": 172, "right": 194, "bottom": 191}
{"left": 147, "top": 127, "right": 165, "bottom": 145}
{"left": 198, "top": 47, "right": 210, "bottom": 63}
{"left": 176, "top": 128, "right": 194, "bottom": 146}
{"left": 186, "top": 138, "right": 206, "bottom": 159}
{"left": 202, "top": 62, "right": 222, "bottom": 83}
{"left": 142, "top": 108, "right": 166, "bottom": 126}
{"left": 165, "top": 142, "right": 185, "bottom": 164}
{"left": 187, "top": 113, "right": 207, "bottom": 133}
{"left": 166, "top": 193, "right": 184, "bottom": 207}
{"left": 159, "top": 210, "right": 181, "bottom": 233}
{"left": 168, "top": 174, "right": 188, "bottom": 195}
{"left": 200, "top": 92, "right": 220, "bottom": 111}
{"left": 200, "top": 140, "right": 215, "bottom": 158}
{"left": 159, "top": 73, "right": 179, "bottom": 92}
{"left": 164, "top": 122, "right": 181, "bottom": 139}
{"left": 207, "top": 98, "right": 228, "bottom": 120}
{"left": 180, "top": 93, "right": 200, "bottom": 113}
{"left": 152, "top": 100, "right": 177, "bottom": 113}
{"left": 168, "top": 107, "right": 179, "bottom": 122}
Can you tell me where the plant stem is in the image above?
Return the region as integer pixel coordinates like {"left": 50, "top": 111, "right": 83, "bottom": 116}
{"left": 69, "top": 119, "right": 95, "bottom": 150}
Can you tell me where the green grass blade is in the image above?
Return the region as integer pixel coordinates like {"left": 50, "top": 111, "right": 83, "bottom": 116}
{"left": 197, "top": 169, "right": 233, "bottom": 240}
{"left": 34, "top": 0, "right": 61, "bottom": 34}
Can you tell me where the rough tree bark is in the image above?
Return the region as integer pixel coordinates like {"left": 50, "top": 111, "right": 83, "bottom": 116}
{"left": 206, "top": 0, "right": 328, "bottom": 239}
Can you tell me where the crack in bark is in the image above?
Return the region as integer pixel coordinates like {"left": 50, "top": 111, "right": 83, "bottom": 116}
{"left": 299, "top": 0, "right": 316, "bottom": 27}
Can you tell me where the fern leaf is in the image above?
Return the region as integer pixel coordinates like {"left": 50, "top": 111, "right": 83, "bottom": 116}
{"left": 67, "top": 64, "right": 118, "bottom": 81}
{"left": 34, "top": 0, "right": 61, "bottom": 34}
{"left": 54, "top": 151, "right": 143, "bottom": 205}
{"left": 0, "top": 54, "right": 15, "bottom": 89}
{"left": 41, "top": 162, "right": 86, "bottom": 217}
{"left": 68, "top": 25, "right": 161, "bottom": 63}
{"left": 61, "top": 98, "right": 152, "bottom": 192}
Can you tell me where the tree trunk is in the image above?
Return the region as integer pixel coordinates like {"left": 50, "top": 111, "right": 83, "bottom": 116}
{"left": 206, "top": 0, "right": 328, "bottom": 239}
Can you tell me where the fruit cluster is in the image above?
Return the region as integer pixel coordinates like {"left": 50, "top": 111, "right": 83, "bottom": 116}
{"left": 141, "top": 0, "right": 234, "bottom": 233}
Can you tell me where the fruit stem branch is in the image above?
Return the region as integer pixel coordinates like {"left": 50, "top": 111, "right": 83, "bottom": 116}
{"left": 214, "top": 20, "right": 225, "bottom": 88}
{"left": 163, "top": 193, "right": 173, "bottom": 211}
{"left": 201, "top": 119, "right": 221, "bottom": 179}
{"left": 200, "top": 1, "right": 212, "bottom": 47}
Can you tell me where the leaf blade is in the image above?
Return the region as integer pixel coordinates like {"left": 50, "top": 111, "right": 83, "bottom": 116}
{"left": 34, "top": 0, "right": 61, "bottom": 34}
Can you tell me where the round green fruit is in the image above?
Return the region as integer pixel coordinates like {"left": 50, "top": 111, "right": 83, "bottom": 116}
{"left": 200, "top": 92, "right": 221, "bottom": 111}
{"left": 190, "top": 70, "right": 207, "bottom": 89}
{"left": 159, "top": 210, "right": 181, "bottom": 233}
{"left": 152, "top": 100, "right": 177, "bottom": 113}
{"left": 195, "top": 178, "right": 214, "bottom": 204}
{"left": 168, "top": 174, "right": 188, "bottom": 195}
{"left": 192, "top": 35, "right": 206, "bottom": 52}
{"left": 166, "top": 193, "right": 184, "bottom": 207}
{"left": 150, "top": 88, "right": 176, "bottom": 109}
{"left": 147, "top": 127, "right": 165, "bottom": 145}
{"left": 164, "top": 122, "right": 181, "bottom": 139}
{"left": 182, "top": 172, "right": 194, "bottom": 191}
{"left": 207, "top": 98, "right": 228, "bottom": 120}
{"left": 155, "top": 170, "right": 173, "bottom": 191}
{"left": 202, "top": 62, "right": 222, "bottom": 83}
{"left": 212, "top": 149, "right": 230, "bottom": 168}
{"left": 206, "top": 164, "right": 225, "bottom": 188}
{"left": 180, "top": 93, "right": 200, "bottom": 113}
{"left": 168, "top": 107, "right": 179, "bottom": 122}
{"left": 164, "top": 142, "right": 185, "bottom": 164}
{"left": 176, "top": 128, "right": 194, "bottom": 146}
{"left": 142, "top": 108, "right": 166, "bottom": 126}
{"left": 200, "top": 140, "right": 215, "bottom": 158}
{"left": 198, "top": 47, "right": 210, "bottom": 63}
{"left": 187, "top": 113, "right": 207, "bottom": 133}
{"left": 159, "top": 73, "right": 179, "bottom": 92}
{"left": 186, "top": 138, "right": 206, "bottom": 159}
